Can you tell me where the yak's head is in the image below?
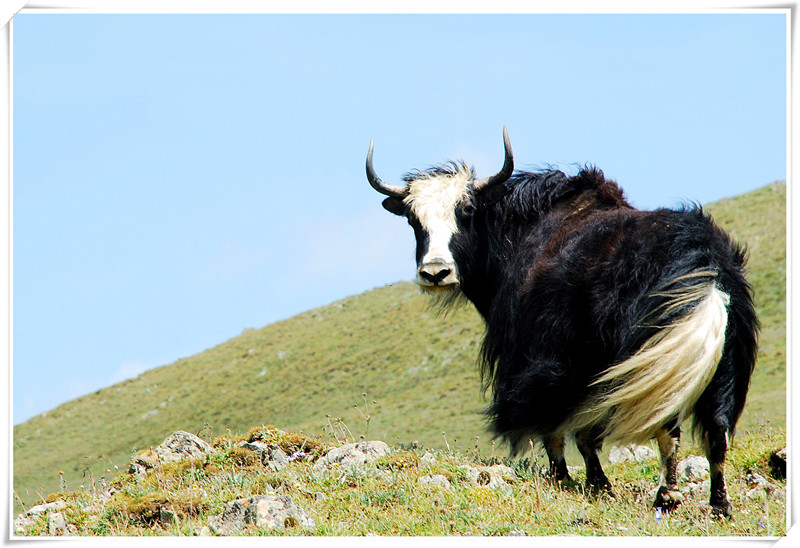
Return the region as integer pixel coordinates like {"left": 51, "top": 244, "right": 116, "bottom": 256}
{"left": 366, "top": 127, "right": 514, "bottom": 294}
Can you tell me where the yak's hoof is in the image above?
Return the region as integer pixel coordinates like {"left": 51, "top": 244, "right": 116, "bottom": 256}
{"left": 586, "top": 480, "right": 615, "bottom": 498}
{"left": 653, "top": 486, "right": 685, "bottom": 511}
{"left": 711, "top": 500, "right": 733, "bottom": 519}
{"left": 548, "top": 471, "right": 572, "bottom": 485}
{"left": 699, "top": 500, "right": 733, "bottom": 519}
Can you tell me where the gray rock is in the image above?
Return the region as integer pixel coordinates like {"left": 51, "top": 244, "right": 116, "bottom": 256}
{"left": 129, "top": 461, "right": 148, "bottom": 478}
{"left": 677, "top": 456, "right": 709, "bottom": 482}
{"left": 25, "top": 499, "right": 67, "bottom": 516}
{"left": 609, "top": 444, "right": 657, "bottom": 464}
{"left": 744, "top": 470, "right": 785, "bottom": 501}
{"left": 47, "top": 512, "right": 67, "bottom": 536}
{"left": 506, "top": 530, "right": 527, "bottom": 536}
{"left": 681, "top": 480, "right": 710, "bottom": 499}
{"left": 245, "top": 494, "right": 315, "bottom": 530}
{"left": 268, "top": 447, "right": 290, "bottom": 470}
{"left": 745, "top": 470, "right": 768, "bottom": 487}
{"left": 159, "top": 507, "right": 176, "bottom": 525}
{"left": 418, "top": 474, "right": 452, "bottom": 490}
{"left": 313, "top": 441, "right": 391, "bottom": 470}
{"left": 460, "top": 464, "right": 517, "bottom": 493}
{"left": 236, "top": 440, "right": 269, "bottom": 455}
{"left": 154, "top": 430, "right": 217, "bottom": 463}
{"left": 209, "top": 493, "right": 315, "bottom": 535}
{"left": 418, "top": 452, "right": 437, "bottom": 470}
{"left": 15, "top": 500, "right": 68, "bottom": 535}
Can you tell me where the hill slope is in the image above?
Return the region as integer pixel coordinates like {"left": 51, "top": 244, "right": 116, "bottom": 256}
{"left": 13, "top": 182, "right": 786, "bottom": 511}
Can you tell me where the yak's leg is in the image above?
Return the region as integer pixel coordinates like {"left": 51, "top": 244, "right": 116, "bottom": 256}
{"left": 575, "top": 426, "right": 614, "bottom": 495}
{"left": 704, "top": 426, "right": 733, "bottom": 518}
{"left": 544, "top": 433, "right": 571, "bottom": 482}
{"left": 653, "top": 421, "right": 685, "bottom": 510}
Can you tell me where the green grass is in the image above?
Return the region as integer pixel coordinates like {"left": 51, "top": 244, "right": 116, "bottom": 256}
{"left": 13, "top": 181, "right": 786, "bottom": 519}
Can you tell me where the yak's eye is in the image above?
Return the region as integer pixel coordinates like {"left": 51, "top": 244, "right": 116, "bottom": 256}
{"left": 461, "top": 203, "right": 476, "bottom": 217}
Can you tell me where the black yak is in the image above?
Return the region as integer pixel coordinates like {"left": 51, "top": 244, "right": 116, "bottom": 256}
{"left": 366, "top": 127, "right": 758, "bottom": 517}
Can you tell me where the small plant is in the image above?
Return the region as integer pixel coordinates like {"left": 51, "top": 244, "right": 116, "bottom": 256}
{"left": 323, "top": 415, "right": 354, "bottom": 446}
{"left": 354, "top": 393, "right": 378, "bottom": 439}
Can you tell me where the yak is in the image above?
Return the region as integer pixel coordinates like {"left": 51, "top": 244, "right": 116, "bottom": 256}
{"left": 366, "top": 127, "right": 758, "bottom": 517}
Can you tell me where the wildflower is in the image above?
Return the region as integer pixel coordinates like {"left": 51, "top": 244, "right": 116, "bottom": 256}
{"left": 758, "top": 520, "right": 766, "bottom": 529}
{"left": 287, "top": 451, "right": 307, "bottom": 462}
{"left": 655, "top": 507, "right": 662, "bottom": 525}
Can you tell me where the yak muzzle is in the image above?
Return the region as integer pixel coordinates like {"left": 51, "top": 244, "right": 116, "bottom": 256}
{"left": 417, "top": 258, "right": 459, "bottom": 289}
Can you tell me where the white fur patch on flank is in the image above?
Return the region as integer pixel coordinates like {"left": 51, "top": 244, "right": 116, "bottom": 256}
{"left": 568, "top": 279, "right": 729, "bottom": 445}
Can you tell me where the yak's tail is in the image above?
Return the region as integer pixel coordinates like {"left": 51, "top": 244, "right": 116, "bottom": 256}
{"left": 569, "top": 271, "right": 729, "bottom": 445}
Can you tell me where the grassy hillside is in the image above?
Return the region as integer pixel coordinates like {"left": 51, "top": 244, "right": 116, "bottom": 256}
{"left": 13, "top": 181, "right": 786, "bottom": 512}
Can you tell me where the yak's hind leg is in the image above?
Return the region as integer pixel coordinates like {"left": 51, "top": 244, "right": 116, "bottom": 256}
{"left": 544, "top": 434, "right": 571, "bottom": 483}
{"left": 704, "top": 424, "right": 733, "bottom": 518}
{"left": 653, "top": 421, "right": 685, "bottom": 511}
{"left": 575, "top": 426, "right": 614, "bottom": 495}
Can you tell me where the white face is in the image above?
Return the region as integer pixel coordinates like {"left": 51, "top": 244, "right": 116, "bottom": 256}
{"left": 404, "top": 165, "right": 473, "bottom": 290}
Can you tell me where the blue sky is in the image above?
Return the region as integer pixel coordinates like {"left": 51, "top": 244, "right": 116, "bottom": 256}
{"left": 11, "top": 12, "right": 786, "bottom": 425}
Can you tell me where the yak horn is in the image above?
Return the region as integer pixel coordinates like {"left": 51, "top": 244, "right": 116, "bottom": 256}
{"left": 472, "top": 126, "right": 514, "bottom": 192}
{"left": 366, "top": 141, "right": 408, "bottom": 198}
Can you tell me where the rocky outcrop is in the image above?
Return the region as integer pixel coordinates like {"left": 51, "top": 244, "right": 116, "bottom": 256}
{"left": 608, "top": 444, "right": 657, "bottom": 464}
{"left": 129, "top": 430, "right": 218, "bottom": 476}
{"left": 313, "top": 440, "right": 391, "bottom": 470}
{"left": 203, "top": 494, "right": 315, "bottom": 535}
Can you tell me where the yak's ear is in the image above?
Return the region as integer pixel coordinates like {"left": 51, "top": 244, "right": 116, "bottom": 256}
{"left": 482, "top": 183, "right": 508, "bottom": 204}
{"left": 382, "top": 197, "right": 406, "bottom": 216}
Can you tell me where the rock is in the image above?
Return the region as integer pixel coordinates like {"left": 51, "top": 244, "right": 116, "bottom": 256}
{"left": 567, "top": 465, "right": 584, "bottom": 475}
{"left": 26, "top": 499, "right": 67, "bottom": 516}
{"left": 744, "top": 469, "right": 785, "bottom": 501}
{"left": 745, "top": 470, "right": 769, "bottom": 488}
{"left": 245, "top": 494, "right": 315, "bottom": 530}
{"left": 418, "top": 452, "right": 437, "bottom": 470}
{"left": 609, "top": 444, "right": 657, "bottom": 464}
{"left": 209, "top": 494, "right": 315, "bottom": 534}
{"left": 418, "top": 474, "right": 452, "bottom": 490}
{"left": 268, "top": 447, "right": 290, "bottom": 470}
{"left": 159, "top": 507, "right": 176, "bottom": 525}
{"left": 460, "top": 464, "right": 516, "bottom": 494}
{"left": 129, "top": 461, "right": 148, "bottom": 477}
{"left": 206, "top": 515, "right": 233, "bottom": 536}
{"left": 506, "top": 530, "right": 527, "bottom": 536}
{"left": 677, "top": 456, "right": 709, "bottom": 482}
{"left": 154, "top": 431, "right": 217, "bottom": 464}
{"left": 130, "top": 431, "right": 218, "bottom": 475}
{"left": 15, "top": 500, "right": 67, "bottom": 535}
{"left": 681, "top": 480, "right": 710, "bottom": 499}
{"left": 313, "top": 441, "right": 391, "bottom": 470}
{"left": 236, "top": 440, "right": 269, "bottom": 455}
{"left": 47, "top": 512, "right": 68, "bottom": 536}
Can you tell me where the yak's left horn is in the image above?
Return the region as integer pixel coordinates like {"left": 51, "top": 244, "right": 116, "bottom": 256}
{"left": 473, "top": 126, "right": 514, "bottom": 192}
{"left": 366, "top": 141, "right": 408, "bottom": 198}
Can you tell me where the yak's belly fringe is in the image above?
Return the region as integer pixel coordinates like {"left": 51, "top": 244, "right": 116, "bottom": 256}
{"left": 566, "top": 279, "right": 729, "bottom": 445}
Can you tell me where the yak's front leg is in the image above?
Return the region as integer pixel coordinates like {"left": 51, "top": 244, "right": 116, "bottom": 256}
{"left": 575, "top": 426, "right": 614, "bottom": 495}
{"left": 653, "top": 422, "right": 685, "bottom": 511}
{"left": 544, "top": 433, "right": 571, "bottom": 483}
